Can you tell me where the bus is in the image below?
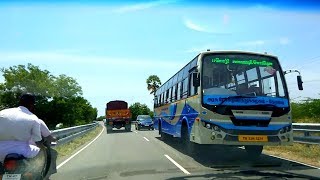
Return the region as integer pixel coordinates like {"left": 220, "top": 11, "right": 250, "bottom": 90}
{"left": 153, "top": 50, "right": 303, "bottom": 157}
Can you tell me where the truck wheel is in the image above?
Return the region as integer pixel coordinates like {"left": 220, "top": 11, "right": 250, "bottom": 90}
{"left": 107, "top": 126, "right": 112, "bottom": 134}
{"left": 181, "top": 125, "right": 195, "bottom": 155}
{"left": 245, "top": 145, "right": 263, "bottom": 160}
{"left": 125, "top": 125, "right": 131, "bottom": 132}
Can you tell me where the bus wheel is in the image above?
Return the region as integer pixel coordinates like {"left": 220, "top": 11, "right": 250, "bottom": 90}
{"left": 245, "top": 145, "right": 263, "bottom": 160}
{"left": 182, "top": 125, "right": 195, "bottom": 155}
{"left": 160, "top": 127, "right": 167, "bottom": 141}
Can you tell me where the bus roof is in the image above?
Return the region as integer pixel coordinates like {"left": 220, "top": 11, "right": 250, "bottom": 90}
{"left": 155, "top": 50, "right": 279, "bottom": 95}
{"left": 199, "top": 50, "right": 278, "bottom": 59}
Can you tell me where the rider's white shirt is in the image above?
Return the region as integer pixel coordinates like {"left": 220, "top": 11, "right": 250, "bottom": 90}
{"left": 0, "top": 106, "right": 43, "bottom": 162}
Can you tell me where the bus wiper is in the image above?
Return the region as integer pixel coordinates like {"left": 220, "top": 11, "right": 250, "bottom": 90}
{"left": 218, "top": 95, "right": 256, "bottom": 106}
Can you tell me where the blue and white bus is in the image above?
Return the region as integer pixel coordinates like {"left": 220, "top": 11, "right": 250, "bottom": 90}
{"left": 153, "top": 50, "right": 303, "bottom": 157}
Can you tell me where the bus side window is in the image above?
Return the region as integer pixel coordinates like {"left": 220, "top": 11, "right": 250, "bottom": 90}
{"left": 161, "top": 93, "right": 164, "bottom": 105}
{"left": 154, "top": 96, "right": 158, "bottom": 108}
{"left": 177, "top": 82, "right": 181, "bottom": 100}
{"left": 182, "top": 78, "right": 189, "bottom": 99}
{"left": 174, "top": 84, "right": 178, "bottom": 101}
{"left": 189, "top": 72, "right": 198, "bottom": 96}
{"left": 168, "top": 87, "right": 172, "bottom": 103}
{"left": 159, "top": 94, "right": 162, "bottom": 106}
{"left": 180, "top": 81, "right": 184, "bottom": 99}
{"left": 171, "top": 85, "right": 175, "bottom": 102}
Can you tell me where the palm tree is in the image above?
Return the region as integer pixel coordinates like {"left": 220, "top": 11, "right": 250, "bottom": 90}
{"left": 146, "top": 75, "right": 161, "bottom": 95}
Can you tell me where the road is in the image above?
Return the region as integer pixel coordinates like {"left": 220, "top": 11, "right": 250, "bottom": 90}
{"left": 52, "top": 125, "right": 320, "bottom": 180}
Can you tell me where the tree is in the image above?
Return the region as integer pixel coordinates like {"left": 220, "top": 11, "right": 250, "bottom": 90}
{"left": 1, "top": 63, "right": 55, "bottom": 97}
{"left": 146, "top": 75, "right": 161, "bottom": 95}
{"left": 0, "top": 63, "right": 97, "bottom": 128}
{"left": 97, "top": 116, "right": 106, "bottom": 121}
{"left": 53, "top": 74, "right": 83, "bottom": 98}
{"left": 129, "top": 102, "right": 152, "bottom": 121}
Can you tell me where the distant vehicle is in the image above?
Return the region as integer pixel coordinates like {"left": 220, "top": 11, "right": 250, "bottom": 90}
{"left": 135, "top": 115, "right": 154, "bottom": 130}
{"left": 105, "top": 100, "right": 132, "bottom": 133}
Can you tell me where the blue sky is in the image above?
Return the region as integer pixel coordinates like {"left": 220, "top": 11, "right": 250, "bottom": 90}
{"left": 0, "top": 1, "right": 320, "bottom": 116}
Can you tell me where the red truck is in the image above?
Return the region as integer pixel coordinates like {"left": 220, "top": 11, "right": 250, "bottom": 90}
{"left": 105, "top": 100, "right": 132, "bottom": 133}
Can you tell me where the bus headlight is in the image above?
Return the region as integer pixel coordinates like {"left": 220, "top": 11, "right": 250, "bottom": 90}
{"left": 286, "top": 126, "right": 292, "bottom": 132}
{"left": 206, "top": 123, "right": 211, "bottom": 129}
{"left": 280, "top": 125, "right": 292, "bottom": 134}
{"left": 213, "top": 126, "right": 221, "bottom": 132}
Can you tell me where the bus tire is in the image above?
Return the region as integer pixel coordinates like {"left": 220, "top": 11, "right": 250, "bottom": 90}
{"left": 245, "top": 145, "right": 263, "bottom": 160}
{"left": 182, "top": 125, "right": 195, "bottom": 155}
{"left": 159, "top": 125, "right": 167, "bottom": 141}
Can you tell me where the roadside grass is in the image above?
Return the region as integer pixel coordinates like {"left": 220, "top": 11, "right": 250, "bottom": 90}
{"left": 264, "top": 143, "right": 320, "bottom": 167}
{"left": 54, "top": 125, "right": 103, "bottom": 160}
{"left": 293, "top": 118, "right": 320, "bottom": 123}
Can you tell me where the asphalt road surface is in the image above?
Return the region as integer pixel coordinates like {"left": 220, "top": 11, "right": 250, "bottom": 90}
{"left": 52, "top": 125, "right": 320, "bottom": 180}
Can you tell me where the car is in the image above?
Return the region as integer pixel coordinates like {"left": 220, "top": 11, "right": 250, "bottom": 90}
{"left": 135, "top": 115, "right": 154, "bottom": 130}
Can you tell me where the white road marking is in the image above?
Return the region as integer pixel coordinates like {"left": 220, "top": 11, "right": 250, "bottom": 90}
{"left": 57, "top": 125, "right": 105, "bottom": 169}
{"left": 143, "top": 137, "right": 150, "bottom": 141}
{"left": 266, "top": 153, "right": 320, "bottom": 170}
{"left": 164, "top": 154, "right": 191, "bottom": 175}
{"left": 239, "top": 146, "right": 320, "bottom": 169}
{"left": 134, "top": 131, "right": 138, "bottom": 133}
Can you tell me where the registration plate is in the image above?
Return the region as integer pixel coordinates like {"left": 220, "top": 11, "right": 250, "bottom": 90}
{"left": 2, "top": 174, "right": 21, "bottom": 180}
{"left": 238, "top": 135, "right": 268, "bottom": 142}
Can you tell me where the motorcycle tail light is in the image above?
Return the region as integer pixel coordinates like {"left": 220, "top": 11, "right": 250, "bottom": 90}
{"left": 4, "top": 160, "right": 18, "bottom": 171}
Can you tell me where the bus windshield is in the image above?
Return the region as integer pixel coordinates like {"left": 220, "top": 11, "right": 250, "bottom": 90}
{"left": 202, "top": 53, "right": 289, "bottom": 108}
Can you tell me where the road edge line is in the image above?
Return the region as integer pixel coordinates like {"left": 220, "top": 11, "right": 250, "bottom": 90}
{"left": 143, "top": 137, "right": 150, "bottom": 142}
{"left": 57, "top": 125, "right": 105, "bottom": 169}
{"left": 265, "top": 153, "right": 320, "bottom": 170}
{"left": 164, "top": 154, "right": 191, "bottom": 175}
{"left": 239, "top": 146, "right": 320, "bottom": 169}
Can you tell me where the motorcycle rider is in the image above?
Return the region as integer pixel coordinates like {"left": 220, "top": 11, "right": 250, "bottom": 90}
{"left": 0, "top": 93, "right": 57, "bottom": 178}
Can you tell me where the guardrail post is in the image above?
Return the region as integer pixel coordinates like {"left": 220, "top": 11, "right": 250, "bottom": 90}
{"left": 304, "top": 131, "right": 311, "bottom": 147}
{"left": 304, "top": 131, "right": 310, "bottom": 137}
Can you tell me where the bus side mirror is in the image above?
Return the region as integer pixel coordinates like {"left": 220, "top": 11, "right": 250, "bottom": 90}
{"left": 192, "top": 73, "right": 200, "bottom": 87}
{"left": 297, "top": 75, "right": 303, "bottom": 90}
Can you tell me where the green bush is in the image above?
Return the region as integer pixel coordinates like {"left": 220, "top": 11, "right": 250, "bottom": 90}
{"left": 291, "top": 98, "right": 320, "bottom": 123}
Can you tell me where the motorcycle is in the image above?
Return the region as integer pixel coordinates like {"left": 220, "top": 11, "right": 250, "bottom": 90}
{"left": 0, "top": 141, "right": 55, "bottom": 180}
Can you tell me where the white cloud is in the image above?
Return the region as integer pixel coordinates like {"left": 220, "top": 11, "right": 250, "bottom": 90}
{"left": 279, "top": 37, "right": 290, "bottom": 45}
{"left": 183, "top": 17, "right": 232, "bottom": 35}
{"left": 113, "top": 0, "right": 176, "bottom": 13}
{"left": 0, "top": 51, "right": 184, "bottom": 69}
{"left": 223, "top": 14, "right": 230, "bottom": 25}
{"left": 184, "top": 19, "right": 209, "bottom": 33}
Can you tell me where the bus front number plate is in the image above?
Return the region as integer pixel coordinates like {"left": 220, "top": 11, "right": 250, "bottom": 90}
{"left": 238, "top": 135, "right": 268, "bottom": 142}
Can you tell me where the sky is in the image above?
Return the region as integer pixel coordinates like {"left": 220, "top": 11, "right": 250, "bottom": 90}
{"left": 0, "top": 0, "right": 320, "bottom": 116}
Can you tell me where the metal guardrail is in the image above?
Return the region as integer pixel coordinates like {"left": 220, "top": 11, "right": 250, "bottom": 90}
{"left": 293, "top": 123, "right": 320, "bottom": 145}
{"left": 51, "top": 122, "right": 99, "bottom": 146}
{"left": 49, "top": 122, "right": 319, "bottom": 145}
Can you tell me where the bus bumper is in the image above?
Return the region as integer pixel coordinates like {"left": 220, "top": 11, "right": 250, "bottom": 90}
{"left": 191, "top": 122, "right": 294, "bottom": 146}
